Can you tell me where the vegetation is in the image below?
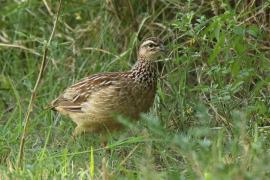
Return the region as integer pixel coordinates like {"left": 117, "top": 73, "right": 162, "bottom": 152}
{"left": 0, "top": 0, "right": 270, "bottom": 179}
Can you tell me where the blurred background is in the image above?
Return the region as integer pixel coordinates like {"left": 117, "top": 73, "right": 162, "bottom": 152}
{"left": 0, "top": 0, "right": 270, "bottom": 178}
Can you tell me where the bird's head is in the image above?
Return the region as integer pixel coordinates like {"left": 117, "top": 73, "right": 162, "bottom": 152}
{"left": 138, "top": 37, "right": 165, "bottom": 62}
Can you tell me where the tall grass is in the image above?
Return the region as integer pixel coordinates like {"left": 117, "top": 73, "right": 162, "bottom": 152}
{"left": 0, "top": 0, "right": 270, "bottom": 179}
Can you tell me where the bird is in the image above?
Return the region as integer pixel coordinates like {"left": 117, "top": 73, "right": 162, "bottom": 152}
{"left": 50, "top": 37, "right": 165, "bottom": 137}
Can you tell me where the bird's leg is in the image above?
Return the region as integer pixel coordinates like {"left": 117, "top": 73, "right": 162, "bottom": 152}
{"left": 100, "top": 133, "right": 112, "bottom": 155}
{"left": 72, "top": 126, "right": 84, "bottom": 138}
{"left": 100, "top": 134, "right": 108, "bottom": 148}
{"left": 72, "top": 125, "right": 95, "bottom": 138}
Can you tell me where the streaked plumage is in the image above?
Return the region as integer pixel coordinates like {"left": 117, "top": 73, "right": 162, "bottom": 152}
{"left": 50, "top": 37, "right": 165, "bottom": 136}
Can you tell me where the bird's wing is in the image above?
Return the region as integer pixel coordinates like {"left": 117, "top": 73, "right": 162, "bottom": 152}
{"left": 50, "top": 72, "right": 129, "bottom": 112}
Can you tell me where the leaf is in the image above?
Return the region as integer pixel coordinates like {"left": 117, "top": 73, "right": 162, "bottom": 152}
{"left": 0, "top": 75, "right": 11, "bottom": 90}
{"left": 247, "top": 25, "right": 260, "bottom": 37}
{"left": 208, "top": 32, "right": 225, "bottom": 64}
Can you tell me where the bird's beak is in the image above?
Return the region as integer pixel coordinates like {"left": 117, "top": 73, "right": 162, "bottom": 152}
{"left": 159, "top": 44, "right": 166, "bottom": 53}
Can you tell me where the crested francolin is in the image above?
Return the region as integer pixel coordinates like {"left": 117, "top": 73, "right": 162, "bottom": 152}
{"left": 50, "top": 37, "right": 165, "bottom": 136}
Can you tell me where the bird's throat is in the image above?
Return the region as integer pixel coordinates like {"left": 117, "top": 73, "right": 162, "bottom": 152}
{"left": 130, "top": 60, "right": 158, "bottom": 86}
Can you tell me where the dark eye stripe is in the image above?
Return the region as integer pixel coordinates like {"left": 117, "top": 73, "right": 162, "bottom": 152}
{"left": 145, "top": 43, "right": 158, "bottom": 48}
{"left": 149, "top": 43, "right": 158, "bottom": 46}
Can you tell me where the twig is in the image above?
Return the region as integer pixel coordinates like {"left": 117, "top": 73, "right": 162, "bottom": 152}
{"left": 0, "top": 43, "right": 41, "bottom": 56}
{"left": 42, "top": 0, "right": 74, "bottom": 32}
{"left": 42, "top": 0, "right": 53, "bottom": 16}
{"left": 83, "top": 47, "right": 119, "bottom": 58}
{"left": 119, "top": 144, "right": 140, "bottom": 166}
{"left": 16, "top": 0, "right": 62, "bottom": 168}
{"left": 238, "top": 2, "right": 269, "bottom": 25}
{"left": 0, "top": 42, "right": 57, "bottom": 64}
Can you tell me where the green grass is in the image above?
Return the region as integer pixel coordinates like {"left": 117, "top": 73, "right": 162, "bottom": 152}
{"left": 1, "top": 0, "right": 270, "bottom": 179}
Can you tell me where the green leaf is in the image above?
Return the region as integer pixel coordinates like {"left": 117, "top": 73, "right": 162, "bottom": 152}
{"left": 208, "top": 32, "right": 225, "bottom": 64}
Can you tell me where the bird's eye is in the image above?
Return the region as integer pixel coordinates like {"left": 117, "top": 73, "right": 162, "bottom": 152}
{"left": 148, "top": 43, "right": 156, "bottom": 48}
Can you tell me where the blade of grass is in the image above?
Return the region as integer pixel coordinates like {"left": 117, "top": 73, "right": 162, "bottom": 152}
{"left": 89, "top": 146, "right": 94, "bottom": 179}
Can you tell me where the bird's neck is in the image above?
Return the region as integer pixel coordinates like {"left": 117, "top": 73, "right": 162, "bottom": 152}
{"left": 129, "top": 59, "right": 158, "bottom": 86}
